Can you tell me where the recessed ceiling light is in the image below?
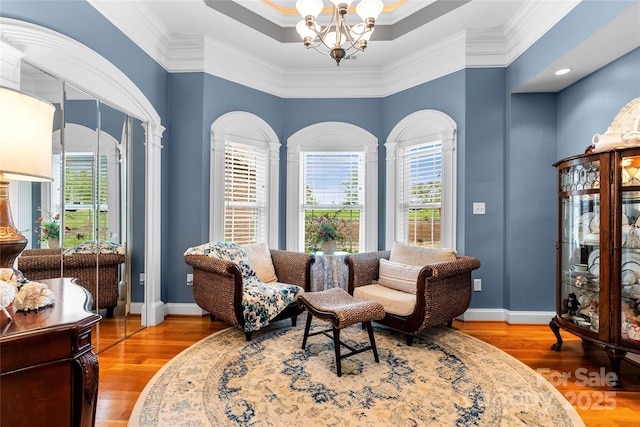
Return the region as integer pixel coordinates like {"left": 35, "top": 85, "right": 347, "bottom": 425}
{"left": 555, "top": 68, "right": 571, "bottom": 76}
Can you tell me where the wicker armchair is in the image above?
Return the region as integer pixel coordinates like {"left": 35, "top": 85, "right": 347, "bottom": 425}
{"left": 345, "top": 250, "right": 481, "bottom": 345}
{"left": 17, "top": 248, "right": 125, "bottom": 318}
{"left": 185, "top": 249, "right": 315, "bottom": 340}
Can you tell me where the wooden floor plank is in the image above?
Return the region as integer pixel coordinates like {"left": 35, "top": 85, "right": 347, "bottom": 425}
{"left": 95, "top": 317, "right": 640, "bottom": 426}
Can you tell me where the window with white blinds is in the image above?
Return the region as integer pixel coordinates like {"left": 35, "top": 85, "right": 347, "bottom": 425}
{"left": 399, "top": 141, "right": 442, "bottom": 248}
{"left": 64, "top": 153, "right": 108, "bottom": 245}
{"left": 302, "top": 152, "right": 364, "bottom": 252}
{"left": 224, "top": 140, "right": 268, "bottom": 245}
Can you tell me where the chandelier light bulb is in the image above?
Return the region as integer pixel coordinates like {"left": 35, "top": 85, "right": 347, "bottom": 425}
{"left": 296, "top": 0, "right": 323, "bottom": 20}
{"left": 325, "top": 31, "right": 344, "bottom": 49}
{"left": 296, "top": 20, "right": 318, "bottom": 42}
{"left": 356, "top": 0, "right": 384, "bottom": 22}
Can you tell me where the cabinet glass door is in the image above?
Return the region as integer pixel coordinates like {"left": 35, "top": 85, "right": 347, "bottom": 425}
{"left": 621, "top": 155, "right": 640, "bottom": 343}
{"left": 559, "top": 160, "right": 600, "bottom": 333}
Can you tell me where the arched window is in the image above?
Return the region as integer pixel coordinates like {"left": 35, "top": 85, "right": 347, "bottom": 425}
{"left": 287, "top": 122, "right": 378, "bottom": 252}
{"left": 210, "top": 112, "right": 280, "bottom": 246}
{"left": 386, "top": 110, "right": 456, "bottom": 249}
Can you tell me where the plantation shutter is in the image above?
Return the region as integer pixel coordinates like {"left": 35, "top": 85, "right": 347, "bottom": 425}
{"left": 399, "top": 141, "right": 442, "bottom": 246}
{"left": 224, "top": 140, "right": 267, "bottom": 244}
{"left": 301, "top": 152, "right": 364, "bottom": 208}
{"left": 65, "top": 153, "right": 108, "bottom": 208}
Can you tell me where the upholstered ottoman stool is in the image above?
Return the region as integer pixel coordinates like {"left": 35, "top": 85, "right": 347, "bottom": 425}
{"left": 297, "top": 288, "right": 386, "bottom": 376}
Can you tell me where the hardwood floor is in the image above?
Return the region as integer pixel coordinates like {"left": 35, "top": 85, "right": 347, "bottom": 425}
{"left": 96, "top": 317, "right": 640, "bottom": 426}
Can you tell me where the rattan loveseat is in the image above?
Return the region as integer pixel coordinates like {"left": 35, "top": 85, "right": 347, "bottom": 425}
{"left": 345, "top": 245, "right": 481, "bottom": 345}
{"left": 18, "top": 248, "right": 125, "bottom": 318}
{"left": 185, "top": 244, "right": 315, "bottom": 340}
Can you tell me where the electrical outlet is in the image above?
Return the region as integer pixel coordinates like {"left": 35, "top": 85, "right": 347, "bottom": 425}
{"left": 473, "top": 202, "right": 486, "bottom": 215}
{"left": 139, "top": 273, "right": 145, "bottom": 286}
{"left": 473, "top": 278, "right": 482, "bottom": 291}
{"left": 187, "top": 273, "right": 193, "bottom": 286}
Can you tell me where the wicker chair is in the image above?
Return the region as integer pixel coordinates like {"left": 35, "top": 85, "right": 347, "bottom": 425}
{"left": 17, "top": 248, "right": 125, "bottom": 318}
{"left": 345, "top": 250, "right": 481, "bottom": 345}
{"left": 185, "top": 249, "right": 315, "bottom": 340}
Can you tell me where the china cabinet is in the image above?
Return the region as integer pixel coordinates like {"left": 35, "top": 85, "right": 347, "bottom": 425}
{"left": 551, "top": 147, "right": 640, "bottom": 387}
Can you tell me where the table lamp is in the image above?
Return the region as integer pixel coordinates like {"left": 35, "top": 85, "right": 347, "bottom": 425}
{"left": 0, "top": 86, "right": 55, "bottom": 276}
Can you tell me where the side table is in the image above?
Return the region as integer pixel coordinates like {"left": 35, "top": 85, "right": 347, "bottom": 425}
{"left": 0, "top": 277, "right": 101, "bottom": 427}
{"left": 311, "top": 251, "right": 349, "bottom": 292}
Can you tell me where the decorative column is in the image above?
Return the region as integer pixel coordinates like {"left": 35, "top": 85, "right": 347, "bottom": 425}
{"left": 142, "top": 122, "right": 165, "bottom": 326}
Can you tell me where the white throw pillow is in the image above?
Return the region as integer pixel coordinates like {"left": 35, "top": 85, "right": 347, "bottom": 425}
{"left": 241, "top": 243, "right": 278, "bottom": 283}
{"left": 389, "top": 242, "right": 457, "bottom": 266}
{"left": 378, "top": 258, "right": 422, "bottom": 294}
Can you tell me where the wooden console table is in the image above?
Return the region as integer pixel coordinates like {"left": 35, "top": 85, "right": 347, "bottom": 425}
{"left": 0, "top": 278, "right": 101, "bottom": 427}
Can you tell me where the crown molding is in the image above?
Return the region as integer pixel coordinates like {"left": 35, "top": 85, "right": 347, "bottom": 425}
{"left": 88, "top": 0, "right": 580, "bottom": 98}
{"left": 382, "top": 32, "right": 467, "bottom": 97}
{"left": 88, "top": 0, "right": 173, "bottom": 70}
{"left": 503, "top": 0, "right": 580, "bottom": 66}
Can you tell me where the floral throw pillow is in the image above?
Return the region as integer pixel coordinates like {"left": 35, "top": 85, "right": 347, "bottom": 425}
{"left": 184, "top": 241, "right": 259, "bottom": 285}
{"left": 64, "top": 241, "right": 125, "bottom": 255}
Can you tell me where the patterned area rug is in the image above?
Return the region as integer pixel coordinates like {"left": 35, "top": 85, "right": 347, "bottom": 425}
{"left": 129, "top": 321, "right": 584, "bottom": 426}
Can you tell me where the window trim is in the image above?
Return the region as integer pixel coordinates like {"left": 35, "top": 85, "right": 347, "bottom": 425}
{"left": 386, "top": 110, "right": 456, "bottom": 250}
{"left": 210, "top": 112, "right": 280, "bottom": 247}
{"left": 287, "top": 122, "right": 378, "bottom": 252}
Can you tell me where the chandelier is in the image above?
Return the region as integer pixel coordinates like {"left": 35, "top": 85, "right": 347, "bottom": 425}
{"left": 295, "top": 0, "right": 384, "bottom": 66}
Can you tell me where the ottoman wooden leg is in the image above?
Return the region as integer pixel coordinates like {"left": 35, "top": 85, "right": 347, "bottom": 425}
{"left": 333, "top": 327, "right": 342, "bottom": 377}
{"left": 365, "top": 321, "right": 380, "bottom": 363}
{"left": 301, "top": 312, "right": 313, "bottom": 349}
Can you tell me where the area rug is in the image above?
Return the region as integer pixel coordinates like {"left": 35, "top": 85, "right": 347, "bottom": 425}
{"left": 129, "top": 321, "right": 584, "bottom": 426}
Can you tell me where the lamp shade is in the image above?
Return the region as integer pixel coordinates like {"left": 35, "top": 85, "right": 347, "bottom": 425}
{"left": 0, "top": 86, "right": 55, "bottom": 182}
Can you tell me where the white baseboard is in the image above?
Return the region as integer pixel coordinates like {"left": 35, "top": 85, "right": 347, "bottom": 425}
{"left": 134, "top": 304, "right": 554, "bottom": 325}
{"left": 458, "top": 309, "right": 556, "bottom": 324}
{"left": 164, "top": 303, "right": 207, "bottom": 316}
{"left": 130, "top": 302, "right": 206, "bottom": 316}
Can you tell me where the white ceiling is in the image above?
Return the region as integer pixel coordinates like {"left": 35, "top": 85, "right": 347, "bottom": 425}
{"left": 88, "top": 0, "right": 640, "bottom": 98}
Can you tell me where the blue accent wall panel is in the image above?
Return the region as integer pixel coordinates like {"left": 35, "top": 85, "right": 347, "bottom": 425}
{"left": 507, "top": 93, "right": 558, "bottom": 311}
{"left": 463, "top": 68, "right": 508, "bottom": 309}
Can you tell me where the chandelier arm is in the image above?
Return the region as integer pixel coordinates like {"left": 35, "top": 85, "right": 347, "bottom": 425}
{"left": 298, "top": 0, "right": 380, "bottom": 64}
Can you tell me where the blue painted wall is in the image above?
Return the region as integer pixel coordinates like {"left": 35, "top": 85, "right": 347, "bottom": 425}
{"left": 3, "top": 1, "right": 639, "bottom": 312}
{"left": 506, "top": 93, "right": 558, "bottom": 311}
{"left": 464, "top": 68, "right": 508, "bottom": 309}
{"left": 557, "top": 48, "right": 640, "bottom": 161}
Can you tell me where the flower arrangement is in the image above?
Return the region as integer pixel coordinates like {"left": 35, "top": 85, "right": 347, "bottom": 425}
{"left": 35, "top": 208, "right": 60, "bottom": 242}
{"left": 306, "top": 212, "right": 347, "bottom": 244}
